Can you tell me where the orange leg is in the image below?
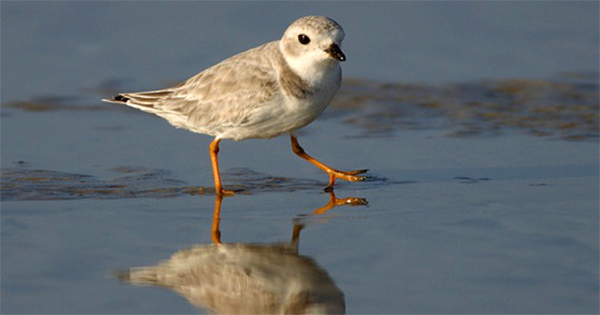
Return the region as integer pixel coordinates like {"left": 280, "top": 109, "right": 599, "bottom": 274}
{"left": 209, "top": 138, "right": 235, "bottom": 196}
{"left": 290, "top": 134, "right": 368, "bottom": 191}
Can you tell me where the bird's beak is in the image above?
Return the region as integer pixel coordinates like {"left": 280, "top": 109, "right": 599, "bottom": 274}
{"left": 325, "top": 43, "right": 346, "bottom": 62}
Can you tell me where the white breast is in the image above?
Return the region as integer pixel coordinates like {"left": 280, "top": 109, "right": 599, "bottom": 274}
{"left": 218, "top": 60, "right": 341, "bottom": 141}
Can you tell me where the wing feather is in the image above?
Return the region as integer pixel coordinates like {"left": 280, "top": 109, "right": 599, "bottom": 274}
{"left": 103, "top": 41, "right": 283, "bottom": 135}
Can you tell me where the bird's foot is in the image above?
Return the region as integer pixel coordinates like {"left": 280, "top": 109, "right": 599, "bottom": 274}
{"left": 215, "top": 188, "right": 236, "bottom": 197}
{"left": 325, "top": 169, "right": 369, "bottom": 191}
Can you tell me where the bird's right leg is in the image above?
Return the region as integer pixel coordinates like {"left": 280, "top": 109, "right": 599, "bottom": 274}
{"left": 209, "top": 138, "right": 235, "bottom": 196}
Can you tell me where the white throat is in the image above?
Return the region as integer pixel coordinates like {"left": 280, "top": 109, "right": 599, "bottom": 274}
{"left": 283, "top": 49, "right": 340, "bottom": 86}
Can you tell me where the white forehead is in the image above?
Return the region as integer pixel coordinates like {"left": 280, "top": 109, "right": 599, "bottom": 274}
{"left": 283, "top": 16, "right": 345, "bottom": 42}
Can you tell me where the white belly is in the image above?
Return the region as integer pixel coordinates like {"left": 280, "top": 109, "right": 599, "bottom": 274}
{"left": 217, "top": 66, "right": 341, "bottom": 141}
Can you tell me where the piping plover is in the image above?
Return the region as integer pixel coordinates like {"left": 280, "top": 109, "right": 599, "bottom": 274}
{"left": 104, "top": 16, "right": 367, "bottom": 195}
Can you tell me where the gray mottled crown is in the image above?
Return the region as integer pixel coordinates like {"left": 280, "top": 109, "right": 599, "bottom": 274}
{"left": 285, "top": 16, "right": 344, "bottom": 38}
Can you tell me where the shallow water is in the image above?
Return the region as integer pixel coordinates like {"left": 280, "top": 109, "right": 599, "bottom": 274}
{"left": 2, "top": 2, "right": 599, "bottom": 314}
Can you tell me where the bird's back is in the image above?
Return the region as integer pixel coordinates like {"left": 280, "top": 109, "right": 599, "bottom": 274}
{"left": 103, "top": 41, "right": 286, "bottom": 138}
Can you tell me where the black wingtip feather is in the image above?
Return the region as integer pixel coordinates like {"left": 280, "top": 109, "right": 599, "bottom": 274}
{"left": 114, "top": 94, "right": 130, "bottom": 102}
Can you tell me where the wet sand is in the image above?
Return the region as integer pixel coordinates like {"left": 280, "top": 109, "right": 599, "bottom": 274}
{"left": 2, "top": 76, "right": 599, "bottom": 314}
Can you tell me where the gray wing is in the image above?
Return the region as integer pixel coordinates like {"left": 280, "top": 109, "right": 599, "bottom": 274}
{"left": 103, "top": 41, "right": 282, "bottom": 133}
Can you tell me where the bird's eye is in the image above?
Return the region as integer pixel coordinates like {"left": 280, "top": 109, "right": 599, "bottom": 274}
{"left": 298, "top": 34, "right": 311, "bottom": 45}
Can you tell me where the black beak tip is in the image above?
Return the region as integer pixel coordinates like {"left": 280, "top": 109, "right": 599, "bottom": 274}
{"left": 326, "top": 44, "right": 346, "bottom": 62}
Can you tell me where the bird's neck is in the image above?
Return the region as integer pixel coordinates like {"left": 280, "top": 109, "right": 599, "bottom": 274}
{"left": 287, "top": 56, "right": 340, "bottom": 87}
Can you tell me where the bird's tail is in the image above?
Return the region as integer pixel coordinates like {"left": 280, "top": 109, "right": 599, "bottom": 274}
{"left": 102, "top": 89, "right": 174, "bottom": 113}
{"left": 113, "top": 267, "right": 161, "bottom": 286}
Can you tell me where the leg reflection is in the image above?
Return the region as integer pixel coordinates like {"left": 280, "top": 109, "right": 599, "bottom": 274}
{"left": 292, "top": 192, "right": 367, "bottom": 249}
{"left": 118, "top": 191, "right": 367, "bottom": 313}
{"left": 211, "top": 195, "right": 223, "bottom": 244}
{"left": 312, "top": 191, "right": 368, "bottom": 215}
{"left": 211, "top": 191, "right": 367, "bottom": 245}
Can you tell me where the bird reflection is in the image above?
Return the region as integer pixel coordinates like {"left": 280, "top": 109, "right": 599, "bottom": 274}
{"left": 117, "top": 192, "right": 367, "bottom": 314}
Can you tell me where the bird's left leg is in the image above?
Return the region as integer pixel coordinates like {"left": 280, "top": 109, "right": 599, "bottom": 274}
{"left": 290, "top": 134, "right": 368, "bottom": 191}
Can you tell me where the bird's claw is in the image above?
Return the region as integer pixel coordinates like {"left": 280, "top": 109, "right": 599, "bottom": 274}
{"left": 345, "top": 169, "right": 369, "bottom": 176}
{"left": 332, "top": 169, "right": 369, "bottom": 182}
{"left": 324, "top": 169, "right": 369, "bottom": 191}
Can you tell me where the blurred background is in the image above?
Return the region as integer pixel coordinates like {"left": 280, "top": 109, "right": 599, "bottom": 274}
{"left": 2, "top": 1, "right": 598, "bottom": 103}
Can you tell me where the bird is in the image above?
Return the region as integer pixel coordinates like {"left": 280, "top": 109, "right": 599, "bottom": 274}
{"left": 103, "top": 16, "right": 368, "bottom": 196}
